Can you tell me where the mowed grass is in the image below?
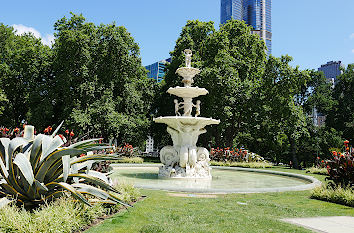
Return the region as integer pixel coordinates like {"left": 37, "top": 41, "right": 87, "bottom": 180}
{"left": 86, "top": 169, "right": 354, "bottom": 233}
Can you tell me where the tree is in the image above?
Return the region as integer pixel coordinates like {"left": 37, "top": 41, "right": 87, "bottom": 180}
{"left": 153, "top": 19, "right": 267, "bottom": 148}
{"left": 0, "top": 23, "right": 52, "bottom": 127}
{"left": 247, "top": 55, "right": 311, "bottom": 168}
{"left": 51, "top": 13, "right": 155, "bottom": 146}
{"left": 326, "top": 64, "right": 354, "bottom": 141}
{"left": 303, "top": 70, "right": 335, "bottom": 115}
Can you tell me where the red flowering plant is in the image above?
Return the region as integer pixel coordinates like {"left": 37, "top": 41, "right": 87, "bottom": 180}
{"left": 210, "top": 147, "right": 264, "bottom": 163}
{"left": 0, "top": 127, "right": 22, "bottom": 139}
{"left": 115, "top": 143, "right": 135, "bottom": 157}
{"left": 326, "top": 140, "right": 354, "bottom": 188}
{"left": 42, "top": 127, "right": 113, "bottom": 172}
{"left": 315, "top": 156, "right": 326, "bottom": 168}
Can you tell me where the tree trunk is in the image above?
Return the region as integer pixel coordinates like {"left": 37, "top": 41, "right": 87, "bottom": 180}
{"left": 289, "top": 136, "right": 299, "bottom": 169}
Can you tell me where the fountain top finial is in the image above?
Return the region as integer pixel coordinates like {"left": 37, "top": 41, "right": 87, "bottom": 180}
{"left": 176, "top": 49, "right": 200, "bottom": 87}
{"left": 184, "top": 49, "right": 192, "bottom": 68}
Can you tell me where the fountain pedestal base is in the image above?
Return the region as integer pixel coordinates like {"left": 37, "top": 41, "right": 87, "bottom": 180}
{"left": 158, "top": 145, "right": 212, "bottom": 179}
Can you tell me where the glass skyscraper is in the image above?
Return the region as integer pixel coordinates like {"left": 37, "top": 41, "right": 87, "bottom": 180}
{"left": 220, "top": 0, "right": 272, "bottom": 54}
{"left": 318, "top": 61, "right": 344, "bottom": 86}
{"left": 145, "top": 58, "right": 172, "bottom": 82}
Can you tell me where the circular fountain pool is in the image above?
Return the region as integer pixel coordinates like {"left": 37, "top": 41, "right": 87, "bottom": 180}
{"left": 110, "top": 164, "right": 321, "bottom": 193}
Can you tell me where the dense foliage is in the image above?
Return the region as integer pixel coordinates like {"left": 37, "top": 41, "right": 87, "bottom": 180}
{"left": 0, "top": 24, "right": 52, "bottom": 126}
{"left": 0, "top": 13, "right": 156, "bottom": 147}
{"left": 154, "top": 20, "right": 266, "bottom": 148}
{"left": 326, "top": 64, "right": 354, "bottom": 142}
{"left": 1, "top": 14, "right": 353, "bottom": 168}
{"left": 153, "top": 19, "right": 344, "bottom": 168}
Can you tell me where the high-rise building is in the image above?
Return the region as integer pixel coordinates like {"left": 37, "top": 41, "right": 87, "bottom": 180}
{"left": 318, "top": 61, "right": 344, "bottom": 86}
{"left": 313, "top": 61, "right": 344, "bottom": 127}
{"left": 145, "top": 136, "right": 154, "bottom": 153}
{"left": 220, "top": 0, "right": 272, "bottom": 54}
{"left": 145, "top": 58, "right": 172, "bottom": 82}
{"left": 312, "top": 107, "right": 326, "bottom": 127}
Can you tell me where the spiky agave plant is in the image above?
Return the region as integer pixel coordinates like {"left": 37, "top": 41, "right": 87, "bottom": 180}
{"left": 0, "top": 123, "right": 128, "bottom": 208}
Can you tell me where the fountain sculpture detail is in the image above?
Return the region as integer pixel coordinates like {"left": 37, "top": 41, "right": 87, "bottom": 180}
{"left": 154, "top": 49, "right": 220, "bottom": 179}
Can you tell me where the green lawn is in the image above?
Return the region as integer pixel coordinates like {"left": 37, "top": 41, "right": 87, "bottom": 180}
{"left": 86, "top": 168, "right": 354, "bottom": 233}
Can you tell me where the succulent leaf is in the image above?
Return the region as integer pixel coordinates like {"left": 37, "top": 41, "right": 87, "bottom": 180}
{"left": 0, "top": 125, "right": 127, "bottom": 208}
{"left": 13, "top": 153, "right": 34, "bottom": 186}
{"left": 51, "top": 121, "right": 64, "bottom": 137}
{"left": 62, "top": 155, "right": 70, "bottom": 182}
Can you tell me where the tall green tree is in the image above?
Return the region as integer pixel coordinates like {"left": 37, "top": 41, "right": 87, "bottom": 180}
{"left": 153, "top": 19, "right": 267, "bottom": 148}
{"left": 0, "top": 23, "right": 52, "bottom": 127}
{"left": 248, "top": 55, "right": 311, "bottom": 168}
{"left": 326, "top": 64, "right": 354, "bottom": 141}
{"left": 52, "top": 13, "right": 155, "bottom": 146}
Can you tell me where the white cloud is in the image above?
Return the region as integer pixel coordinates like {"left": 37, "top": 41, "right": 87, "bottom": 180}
{"left": 41, "top": 34, "right": 55, "bottom": 46}
{"left": 12, "top": 24, "right": 54, "bottom": 46}
{"left": 352, "top": 49, "right": 354, "bottom": 54}
{"left": 350, "top": 33, "right": 354, "bottom": 39}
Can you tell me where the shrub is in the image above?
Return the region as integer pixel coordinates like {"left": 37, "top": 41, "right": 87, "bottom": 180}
{"left": 305, "top": 167, "right": 328, "bottom": 175}
{"left": 210, "top": 161, "right": 272, "bottom": 168}
{"left": 0, "top": 196, "right": 105, "bottom": 233}
{"left": 0, "top": 124, "right": 128, "bottom": 209}
{"left": 113, "top": 183, "right": 141, "bottom": 204}
{"left": 311, "top": 185, "right": 354, "bottom": 207}
{"left": 112, "top": 156, "right": 144, "bottom": 164}
{"left": 0, "top": 183, "right": 140, "bottom": 232}
{"left": 326, "top": 140, "right": 354, "bottom": 188}
{"left": 210, "top": 147, "right": 266, "bottom": 163}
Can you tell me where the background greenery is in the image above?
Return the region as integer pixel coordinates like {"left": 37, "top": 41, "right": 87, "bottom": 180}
{"left": 0, "top": 13, "right": 156, "bottom": 147}
{"left": 0, "top": 14, "right": 352, "bottom": 168}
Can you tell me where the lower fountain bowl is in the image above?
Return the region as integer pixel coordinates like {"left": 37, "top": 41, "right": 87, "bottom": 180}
{"left": 110, "top": 164, "right": 321, "bottom": 194}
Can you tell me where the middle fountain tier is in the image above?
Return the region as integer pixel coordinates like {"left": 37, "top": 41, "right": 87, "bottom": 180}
{"left": 154, "top": 49, "right": 220, "bottom": 179}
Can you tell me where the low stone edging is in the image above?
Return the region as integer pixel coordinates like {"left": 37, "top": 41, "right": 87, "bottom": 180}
{"left": 111, "top": 164, "right": 322, "bottom": 194}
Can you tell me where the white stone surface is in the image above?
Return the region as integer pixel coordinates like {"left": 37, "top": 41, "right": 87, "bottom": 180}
{"left": 175, "top": 67, "right": 201, "bottom": 87}
{"left": 167, "top": 86, "right": 208, "bottom": 98}
{"left": 282, "top": 216, "right": 354, "bottom": 233}
{"left": 154, "top": 49, "right": 219, "bottom": 179}
{"left": 154, "top": 116, "right": 220, "bottom": 129}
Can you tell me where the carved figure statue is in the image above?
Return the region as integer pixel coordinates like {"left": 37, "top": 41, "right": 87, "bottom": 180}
{"left": 166, "top": 120, "right": 207, "bottom": 169}
{"left": 182, "top": 98, "right": 194, "bottom": 116}
{"left": 195, "top": 100, "right": 201, "bottom": 117}
{"left": 184, "top": 49, "right": 192, "bottom": 68}
{"left": 160, "top": 146, "right": 178, "bottom": 167}
{"left": 174, "top": 99, "right": 181, "bottom": 116}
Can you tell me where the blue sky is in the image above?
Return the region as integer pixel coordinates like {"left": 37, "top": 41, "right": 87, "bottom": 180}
{"left": 1, "top": 0, "right": 353, "bottom": 70}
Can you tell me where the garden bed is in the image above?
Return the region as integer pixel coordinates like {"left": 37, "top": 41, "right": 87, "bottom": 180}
{"left": 305, "top": 167, "right": 328, "bottom": 175}
{"left": 0, "top": 184, "right": 141, "bottom": 233}
{"left": 111, "top": 157, "right": 144, "bottom": 164}
{"left": 210, "top": 160, "right": 273, "bottom": 168}
{"left": 310, "top": 185, "right": 354, "bottom": 207}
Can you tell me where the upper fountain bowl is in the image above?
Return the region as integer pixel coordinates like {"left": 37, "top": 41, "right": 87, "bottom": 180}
{"left": 167, "top": 86, "right": 208, "bottom": 98}
{"left": 153, "top": 116, "right": 220, "bottom": 129}
{"left": 176, "top": 67, "right": 200, "bottom": 80}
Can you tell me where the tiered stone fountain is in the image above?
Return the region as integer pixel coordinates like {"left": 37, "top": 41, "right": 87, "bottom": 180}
{"left": 154, "top": 49, "right": 220, "bottom": 179}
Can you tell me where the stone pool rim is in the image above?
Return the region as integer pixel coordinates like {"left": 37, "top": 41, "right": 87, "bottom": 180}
{"left": 111, "top": 163, "right": 322, "bottom": 194}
